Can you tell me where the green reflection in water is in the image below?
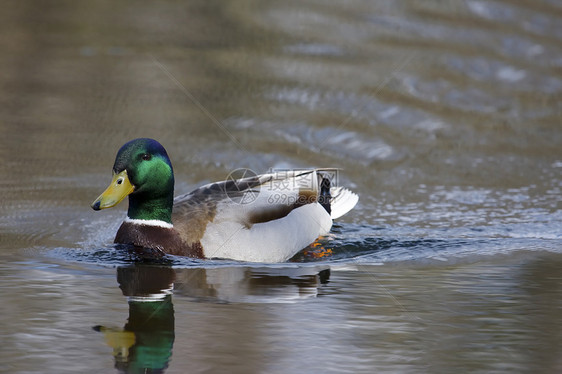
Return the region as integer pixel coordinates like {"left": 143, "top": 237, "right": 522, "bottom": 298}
{"left": 95, "top": 265, "right": 175, "bottom": 373}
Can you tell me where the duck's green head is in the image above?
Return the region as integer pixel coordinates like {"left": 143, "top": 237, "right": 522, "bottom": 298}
{"left": 91, "top": 138, "right": 175, "bottom": 223}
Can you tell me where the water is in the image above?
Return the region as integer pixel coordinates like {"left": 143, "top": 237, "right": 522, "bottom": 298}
{"left": 1, "top": 0, "right": 561, "bottom": 373}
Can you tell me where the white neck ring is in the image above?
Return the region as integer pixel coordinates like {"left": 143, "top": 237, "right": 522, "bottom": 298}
{"left": 124, "top": 217, "right": 174, "bottom": 229}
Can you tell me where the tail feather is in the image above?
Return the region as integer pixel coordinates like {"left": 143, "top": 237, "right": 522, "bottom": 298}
{"left": 329, "top": 187, "right": 359, "bottom": 219}
{"left": 318, "top": 176, "right": 332, "bottom": 215}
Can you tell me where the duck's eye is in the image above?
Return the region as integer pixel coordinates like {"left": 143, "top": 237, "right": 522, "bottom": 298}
{"left": 141, "top": 153, "right": 152, "bottom": 161}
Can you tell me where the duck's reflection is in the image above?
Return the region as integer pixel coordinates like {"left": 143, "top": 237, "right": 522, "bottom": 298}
{"left": 94, "top": 265, "right": 176, "bottom": 374}
{"left": 174, "top": 266, "right": 331, "bottom": 303}
{"left": 94, "top": 263, "right": 330, "bottom": 373}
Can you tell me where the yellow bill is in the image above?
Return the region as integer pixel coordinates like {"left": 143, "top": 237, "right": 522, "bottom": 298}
{"left": 91, "top": 170, "right": 135, "bottom": 210}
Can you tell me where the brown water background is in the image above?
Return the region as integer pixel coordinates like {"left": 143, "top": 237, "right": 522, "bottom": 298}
{"left": 0, "top": 1, "right": 561, "bottom": 373}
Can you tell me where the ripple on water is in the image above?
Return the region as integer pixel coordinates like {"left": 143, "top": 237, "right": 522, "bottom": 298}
{"left": 44, "top": 218, "right": 562, "bottom": 271}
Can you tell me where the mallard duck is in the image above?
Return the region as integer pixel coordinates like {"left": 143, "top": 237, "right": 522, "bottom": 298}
{"left": 91, "top": 138, "right": 358, "bottom": 262}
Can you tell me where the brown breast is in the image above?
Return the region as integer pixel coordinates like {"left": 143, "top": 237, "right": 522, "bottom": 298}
{"left": 114, "top": 221, "right": 204, "bottom": 258}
